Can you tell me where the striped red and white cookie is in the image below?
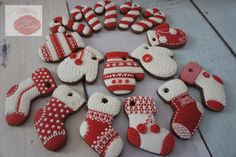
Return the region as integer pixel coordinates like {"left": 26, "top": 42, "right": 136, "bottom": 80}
{"left": 94, "top": 0, "right": 117, "bottom": 30}
{"left": 38, "top": 32, "right": 85, "bottom": 62}
{"left": 70, "top": 5, "right": 83, "bottom": 21}
{"left": 118, "top": 2, "right": 142, "bottom": 30}
{"left": 147, "top": 23, "right": 187, "bottom": 49}
{"left": 131, "top": 8, "right": 166, "bottom": 34}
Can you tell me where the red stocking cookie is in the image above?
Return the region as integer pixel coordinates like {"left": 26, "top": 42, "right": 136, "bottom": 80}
{"left": 57, "top": 46, "right": 104, "bottom": 84}
{"left": 5, "top": 67, "right": 57, "bottom": 126}
{"left": 131, "top": 8, "right": 166, "bottom": 34}
{"left": 80, "top": 92, "right": 123, "bottom": 157}
{"left": 157, "top": 79, "right": 203, "bottom": 139}
{"left": 179, "top": 61, "right": 226, "bottom": 112}
{"left": 147, "top": 23, "right": 187, "bottom": 49}
{"left": 34, "top": 85, "right": 86, "bottom": 151}
{"left": 103, "top": 51, "right": 145, "bottom": 95}
{"left": 124, "top": 96, "right": 175, "bottom": 155}
{"left": 131, "top": 43, "right": 177, "bottom": 79}
{"left": 38, "top": 32, "right": 85, "bottom": 62}
{"left": 118, "top": 2, "right": 142, "bottom": 30}
{"left": 94, "top": 0, "right": 117, "bottom": 30}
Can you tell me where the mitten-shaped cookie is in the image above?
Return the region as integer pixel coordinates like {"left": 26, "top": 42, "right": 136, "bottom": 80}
{"left": 5, "top": 67, "right": 57, "bottom": 126}
{"left": 131, "top": 43, "right": 177, "bottom": 79}
{"left": 179, "top": 61, "right": 226, "bottom": 112}
{"left": 103, "top": 51, "right": 145, "bottom": 95}
{"left": 34, "top": 85, "right": 86, "bottom": 151}
{"left": 38, "top": 32, "right": 85, "bottom": 62}
{"left": 124, "top": 96, "right": 175, "bottom": 155}
{"left": 57, "top": 46, "right": 104, "bottom": 84}
{"left": 80, "top": 92, "right": 123, "bottom": 157}
{"left": 147, "top": 23, "right": 187, "bottom": 49}
{"left": 157, "top": 79, "right": 203, "bottom": 139}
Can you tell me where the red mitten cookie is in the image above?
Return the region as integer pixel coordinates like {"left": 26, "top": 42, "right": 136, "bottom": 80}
{"left": 80, "top": 92, "right": 123, "bottom": 157}
{"left": 147, "top": 23, "right": 187, "bottom": 49}
{"left": 34, "top": 85, "right": 86, "bottom": 151}
{"left": 157, "top": 79, "right": 203, "bottom": 139}
{"left": 57, "top": 46, "right": 104, "bottom": 84}
{"left": 131, "top": 43, "right": 177, "bottom": 79}
{"left": 103, "top": 51, "right": 145, "bottom": 95}
{"left": 179, "top": 61, "right": 226, "bottom": 112}
{"left": 124, "top": 96, "right": 175, "bottom": 155}
{"left": 131, "top": 8, "right": 166, "bottom": 34}
{"left": 118, "top": 1, "right": 142, "bottom": 30}
{"left": 38, "top": 32, "right": 85, "bottom": 62}
{"left": 5, "top": 67, "right": 57, "bottom": 126}
{"left": 94, "top": 0, "right": 117, "bottom": 30}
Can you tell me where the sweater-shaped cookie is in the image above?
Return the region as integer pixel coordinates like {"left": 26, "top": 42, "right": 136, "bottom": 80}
{"left": 157, "top": 79, "right": 203, "bottom": 139}
{"left": 103, "top": 51, "right": 145, "bottom": 95}
{"left": 147, "top": 23, "right": 187, "bottom": 49}
{"left": 38, "top": 32, "right": 85, "bottom": 62}
{"left": 57, "top": 46, "right": 104, "bottom": 84}
{"left": 131, "top": 43, "right": 177, "bottom": 79}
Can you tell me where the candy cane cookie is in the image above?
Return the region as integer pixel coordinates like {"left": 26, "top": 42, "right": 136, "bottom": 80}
{"left": 131, "top": 8, "right": 166, "bottom": 34}
{"left": 118, "top": 1, "right": 142, "bottom": 30}
{"left": 94, "top": 0, "right": 117, "bottom": 30}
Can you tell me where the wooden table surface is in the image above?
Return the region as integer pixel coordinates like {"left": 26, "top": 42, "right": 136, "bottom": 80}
{"left": 0, "top": 0, "right": 235, "bottom": 157}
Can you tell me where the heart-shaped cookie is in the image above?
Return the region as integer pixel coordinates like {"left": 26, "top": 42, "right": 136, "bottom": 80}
{"left": 147, "top": 23, "right": 187, "bottom": 49}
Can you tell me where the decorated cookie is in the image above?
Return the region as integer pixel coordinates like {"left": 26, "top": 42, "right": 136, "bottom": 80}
{"left": 147, "top": 23, "right": 187, "bottom": 49}
{"left": 124, "top": 96, "right": 175, "bottom": 155}
{"left": 94, "top": 0, "right": 117, "bottom": 30}
{"left": 34, "top": 85, "right": 86, "bottom": 151}
{"left": 57, "top": 46, "right": 104, "bottom": 84}
{"left": 103, "top": 51, "right": 145, "bottom": 95}
{"left": 157, "top": 79, "right": 204, "bottom": 139}
{"left": 179, "top": 61, "right": 226, "bottom": 112}
{"left": 5, "top": 67, "right": 57, "bottom": 126}
{"left": 118, "top": 1, "right": 142, "bottom": 30}
{"left": 38, "top": 32, "right": 85, "bottom": 62}
{"left": 131, "top": 43, "right": 177, "bottom": 79}
{"left": 70, "top": 5, "right": 83, "bottom": 21}
{"left": 80, "top": 92, "right": 123, "bottom": 157}
{"left": 131, "top": 8, "right": 166, "bottom": 34}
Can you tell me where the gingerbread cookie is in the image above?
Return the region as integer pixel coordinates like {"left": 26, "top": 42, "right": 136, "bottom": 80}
{"left": 179, "top": 61, "right": 226, "bottom": 112}
{"left": 38, "top": 32, "right": 85, "bottom": 62}
{"left": 34, "top": 85, "right": 86, "bottom": 151}
{"left": 103, "top": 51, "right": 145, "bottom": 95}
{"left": 57, "top": 46, "right": 104, "bottom": 84}
{"left": 147, "top": 23, "right": 187, "bottom": 49}
{"left": 124, "top": 96, "right": 175, "bottom": 155}
{"left": 5, "top": 67, "right": 57, "bottom": 126}
{"left": 157, "top": 79, "right": 203, "bottom": 139}
{"left": 94, "top": 0, "right": 117, "bottom": 30}
{"left": 80, "top": 92, "right": 123, "bottom": 157}
{"left": 131, "top": 43, "right": 177, "bottom": 79}
{"left": 131, "top": 8, "right": 166, "bottom": 34}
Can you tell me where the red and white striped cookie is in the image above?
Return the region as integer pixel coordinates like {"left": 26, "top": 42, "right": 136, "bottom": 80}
{"left": 118, "top": 2, "right": 142, "bottom": 30}
{"left": 94, "top": 0, "right": 117, "bottom": 30}
{"left": 70, "top": 6, "right": 83, "bottom": 21}
{"left": 131, "top": 8, "right": 166, "bottom": 34}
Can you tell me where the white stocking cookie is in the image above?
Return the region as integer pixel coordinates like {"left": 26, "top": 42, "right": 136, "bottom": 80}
{"left": 57, "top": 46, "right": 104, "bottom": 84}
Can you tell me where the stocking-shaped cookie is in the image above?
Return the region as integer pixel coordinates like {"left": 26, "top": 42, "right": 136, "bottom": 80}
{"left": 103, "top": 51, "right": 145, "bottom": 95}
{"left": 131, "top": 43, "right": 177, "bottom": 79}
{"left": 147, "top": 23, "right": 187, "bottom": 49}
{"left": 34, "top": 85, "right": 86, "bottom": 151}
{"left": 179, "top": 61, "right": 226, "bottom": 112}
{"left": 38, "top": 32, "right": 85, "bottom": 62}
{"left": 57, "top": 46, "right": 104, "bottom": 84}
{"left": 158, "top": 79, "right": 203, "bottom": 139}
{"left": 124, "top": 96, "right": 175, "bottom": 155}
{"left": 5, "top": 67, "right": 57, "bottom": 126}
{"left": 80, "top": 92, "right": 123, "bottom": 157}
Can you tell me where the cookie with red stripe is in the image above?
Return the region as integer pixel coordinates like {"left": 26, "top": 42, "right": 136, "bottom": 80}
{"left": 103, "top": 51, "right": 145, "bottom": 95}
{"left": 38, "top": 32, "right": 85, "bottom": 62}
{"left": 147, "top": 23, "right": 187, "bottom": 49}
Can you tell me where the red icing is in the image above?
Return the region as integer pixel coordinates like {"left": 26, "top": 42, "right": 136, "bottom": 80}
{"left": 137, "top": 123, "right": 147, "bottom": 134}
{"left": 127, "top": 127, "right": 141, "bottom": 148}
{"left": 6, "top": 113, "right": 28, "bottom": 126}
{"left": 213, "top": 75, "right": 223, "bottom": 84}
{"left": 69, "top": 53, "right": 77, "bottom": 59}
{"left": 142, "top": 54, "right": 153, "bottom": 63}
{"left": 206, "top": 100, "right": 224, "bottom": 112}
{"left": 75, "top": 59, "right": 83, "bottom": 65}
{"left": 160, "top": 133, "right": 175, "bottom": 155}
{"left": 203, "top": 72, "right": 210, "bottom": 78}
{"left": 150, "top": 124, "right": 160, "bottom": 133}
{"left": 6, "top": 84, "right": 18, "bottom": 97}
